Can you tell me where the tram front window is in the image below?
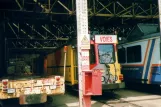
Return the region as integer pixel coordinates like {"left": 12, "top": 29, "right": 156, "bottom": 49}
{"left": 98, "top": 44, "right": 115, "bottom": 64}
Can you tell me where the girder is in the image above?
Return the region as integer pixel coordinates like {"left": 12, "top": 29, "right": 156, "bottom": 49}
{"left": 0, "top": 0, "right": 158, "bottom": 18}
{"left": 0, "top": 0, "right": 159, "bottom": 51}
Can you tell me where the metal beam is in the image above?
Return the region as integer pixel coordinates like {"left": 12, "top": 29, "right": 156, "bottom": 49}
{"left": 8, "top": 22, "right": 18, "bottom": 38}
{"left": 89, "top": 2, "right": 113, "bottom": 18}
{"left": 97, "top": 0, "right": 112, "bottom": 14}
{"left": 12, "top": 42, "right": 17, "bottom": 48}
{"left": 1, "top": 3, "right": 158, "bottom": 19}
{"left": 13, "top": 23, "right": 33, "bottom": 39}
{"left": 7, "top": 23, "right": 133, "bottom": 49}
{"left": 48, "top": 0, "right": 59, "bottom": 13}
{"left": 26, "top": 23, "right": 46, "bottom": 39}
{"left": 135, "top": 5, "right": 156, "bottom": 16}
{"left": 48, "top": 0, "right": 50, "bottom": 10}
{"left": 42, "top": 25, "right": 57, "bottom": 38}
{"left": 9, "top": 47, "right": 57, "bottom": 50}
{"left": 8, "top": 38, "right": 69, "bottom": 41}
{"left": 33, "top": 0, "right": 49, "bottom": 12}
{"left": 0, "top": 0, "right": 158, "bottom": 20}
{"left": 8, "top": 39, "right": 68, "bottom": 49}
{"left": 15, "top": 0, "right": 23, "bottom": 10}
{"left": 93, "top": 14, "right": 157, "bottom": 18}
{"left": 116, "top": 2, "right": 132, "bottom": 15}
{"left": 57, "top": 1, "right": 72, "bottom": 14}
{"left": 72, "top": 0, "right": 74, "bottom": 12}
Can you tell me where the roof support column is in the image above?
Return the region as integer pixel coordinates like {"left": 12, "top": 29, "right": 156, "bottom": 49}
{"left": 76, "top": 0, "right": 91, "bottom": 106}
{"left": 158, "top": 0, "right": 161, "bottom": 61}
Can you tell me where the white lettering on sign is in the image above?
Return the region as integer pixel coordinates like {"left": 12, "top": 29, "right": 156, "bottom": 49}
{"left": 95, "top": 35, "right": 117, "bottom": 44}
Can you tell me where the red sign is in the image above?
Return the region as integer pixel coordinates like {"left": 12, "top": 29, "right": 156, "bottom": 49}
{"left": 95, "top": 35, "right": 117, "bottom": 44}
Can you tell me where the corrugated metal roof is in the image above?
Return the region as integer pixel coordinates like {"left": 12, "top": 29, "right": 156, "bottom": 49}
{"left": 137, "top": 23, "right": 159, "bottom": 35}
{"left": 127, "top": 23, "right": 159, "bottom": 41}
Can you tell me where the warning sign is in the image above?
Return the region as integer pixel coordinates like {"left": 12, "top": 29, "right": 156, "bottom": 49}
{"left": 81, "top": 36, "right": 89, "bottom": 44}
{"left": 81, "top": 35, "right": 90, "bottom": 49}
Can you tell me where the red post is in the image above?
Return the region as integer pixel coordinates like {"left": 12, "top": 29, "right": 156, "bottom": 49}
{"left": 83, "top": 96, "right": 91, "bottom": 107}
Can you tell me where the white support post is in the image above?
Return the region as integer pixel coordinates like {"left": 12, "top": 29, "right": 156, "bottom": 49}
{"left": 76, "top": 0, "right": 91, "bottom": 107}
{"left": 158, "top": 0, "right": 161, "bottom": 68}
{"left": 158, "top": 0, "right": 161, "bottom": 38}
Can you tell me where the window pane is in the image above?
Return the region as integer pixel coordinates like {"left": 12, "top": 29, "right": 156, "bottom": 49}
{"left": 98, "top": 45, "right": 115, "bottom": 64}
{"left": 127, "top": 45, "right": 141, "bottom": 63}
{"left": 118, "top": 48, "right": 126, "bottom": 63}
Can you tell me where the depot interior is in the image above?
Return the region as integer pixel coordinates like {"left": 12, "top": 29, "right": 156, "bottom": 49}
{"left": 0, "top": 0, "right": 159, "bottom": 77}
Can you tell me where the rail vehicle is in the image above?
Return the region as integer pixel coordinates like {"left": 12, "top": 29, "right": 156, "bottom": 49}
{"left": 118, "top": 23, "right": 161, "bottom": 86}
{"left": 47, "top": 34, "right": 125, "bottom": 90}
{"left": 0, "top": 55, "right": 65, "bottom": 105}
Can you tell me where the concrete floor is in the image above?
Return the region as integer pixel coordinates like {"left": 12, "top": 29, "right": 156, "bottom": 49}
{"left": 46, "top": 88, "right": 161, "bottom": 107}
{"left": 1, "top": 86, "right": 161, "bottom": 107}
